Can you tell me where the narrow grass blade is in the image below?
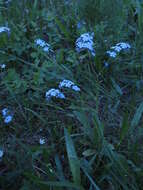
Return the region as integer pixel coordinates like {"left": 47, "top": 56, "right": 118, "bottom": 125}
{"left": 64, "top": 128, "right": 81, "bottom": 186}
{"left": 25, "top": 172, "right": 84, "bottom": 190}
{"left": 73, "top": 110, "right": 95, "bottom": 143}
{"left": 55, "top": 154, "right": 66, "bottom": 181}
{"left": 118, "top": 113, "right": 130, "bottom": 146}
{"left": 111, "top": 77, "right": 123, "bottom": 96}
{"left": 80, "top": 163, "right": 100, "bottom": 190}
{"left": 54, "top": 17, "right": 70, "bottom": 40}
{"left": 131, "top": 101, "right": 143, "bottom": 128}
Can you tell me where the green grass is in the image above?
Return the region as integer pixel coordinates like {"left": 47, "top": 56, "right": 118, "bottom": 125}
{"left": 0, "top": 0, "right": 143, "bottom": 189}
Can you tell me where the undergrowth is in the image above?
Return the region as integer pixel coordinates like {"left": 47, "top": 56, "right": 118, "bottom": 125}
{"left": 0, "top": 0, "right": 143, "bottom": 189}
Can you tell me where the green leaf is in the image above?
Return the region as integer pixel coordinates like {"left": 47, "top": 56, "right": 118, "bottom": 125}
{"left": 55, "top": 154, "right": 66, "bottom": 181}
{"left": 131, "top": 101, "right": 143, "bottom": 128}
{"left": 82, "top": 149, "right": 96, "bottom": 157}
{"left": 33, "top": 0, "right": 38, "bottom": 9}
{"left": 111, "top": 77, "right": 123, "bottom": 96}
{"left": 118, "top": 113, "right": 130, "bottom": 146}
{"left": 80, "top": 163, "right": 100, "bottom": 190}
{"left": 64, "top": 128, "right": 81, "bottom": 186}
{"left": 105, "top": 142, "right": 138, "bottom": 190}
{"left": 25, "top": 172, "right": 84, "bottom": 190}
{"left": 73, "top": 110, "right": 95, "bottom": 143}
{"left": 54, "top": 17, "right": 70, "bottom": 40}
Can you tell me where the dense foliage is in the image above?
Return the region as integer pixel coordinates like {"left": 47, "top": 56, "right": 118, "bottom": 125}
{"left": 0, "top": 0, "right": 143, "bottom": 189}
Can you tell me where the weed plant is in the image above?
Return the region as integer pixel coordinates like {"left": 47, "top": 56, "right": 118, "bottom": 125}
{"left": 0, "top": 0, "right": 143, "bottom": 189}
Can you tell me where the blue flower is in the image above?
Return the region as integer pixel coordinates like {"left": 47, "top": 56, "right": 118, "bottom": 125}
{"left": 2, "top": 108, "right": 13, "bottom": 124}
{"left": 39, "top": 138, "right": 46, "bottom": 145}
{"left": 116, "top": 42, "right": 131, "bottom": 50}
{"left": 107, "top": 51, "right": 117, "bottom": 58}
{"left": 59, "top": 79, "right": 80, "bottom": 92}
{"left": 4, "top": 115, "right": 13, "bottom": 124}
{"left": 76, "top": 32, "right": 95, "bottom": 56}
{"left": 2, "top": 108, "right": 9, "bottom": 117}
{"left": 111, "top": 46, "right": 122, "bottom": 52}
{"left": 0, "top": 64, "right": 6, "bottom": 69}
{"left": 107, "top": 42, "right": 131, "bottom": 58}
{"left": 0, "top": 26, "right": 10, "bottom": 34}
{"left": 35, "top": 38, "right": 51, "bottom": 53}
{"left": 46, "top": 88, "right": 65, "bottom": 101}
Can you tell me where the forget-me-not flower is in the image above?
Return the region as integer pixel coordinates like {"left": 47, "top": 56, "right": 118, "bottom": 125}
{"left": 35, "top": 38, "right": 51, "bottom": 53}
{"left": 107, "top": 51, "right": 117, "bottom": 58}
{"left": 76, "top": 32, "right": 95, "bottom": 56}
{"left": 116, "top": 42, "right": 131, "bottom": 49}
{"left": 2, "top": 108, "right": 13, "bottom": 124}
{"left": 2, "top": 108, "right": 9, "bottom": 117}
{"left": 107, "top": 42, "right": 131, "bottom": 58}
{"left": 0, "top": 64, "right": 6, "bottom": 69}
{"left": 46, "top": 88, "right": 65, "bottom": 101}
{"left": 39, "top": 138, "right": 46, "bottom": 145}
{"left": 0, "top": 26, "right": 10, "bottom": 34}
{"left": 4, "top": 115, "right": 13, "bottom": 124}
{"left": 59, "top": 79, "right": 80, "bottom": 92}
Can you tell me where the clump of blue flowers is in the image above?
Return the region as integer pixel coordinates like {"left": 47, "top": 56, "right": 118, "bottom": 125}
{"left": 106, "top": 51, "right": 117, "bottom": 58}
{"left": 2, "top": 108, "right": 13, "bottom": 124}
{"left": 0, "top": 64, "right": 6, "bottom": 69}
{"left": 0, "top": 26, "right": 10, "bottom": 34}
{"left": 59, "top": 79, "right": 80, "bottom": 92}
{"left": 107, "top": 42, "right": 131, "bottom": 58}
{"left": 45, "top": 80, "right": 80, "bottom": 101}
{"left": 35, "top": 38, "right": 51, "bottom": 53}
{"left": 45, "top": 88, "right": 65, "bottom": 101}
{"left": 76, "top": 32, "right": 95, "bottom": 56}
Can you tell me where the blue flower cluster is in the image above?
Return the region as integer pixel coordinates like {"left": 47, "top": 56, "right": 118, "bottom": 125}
{"left": 59, "top": 79, "right": 80, "bottom": 92}
{"left": 35, "top": 38, "right": 51, "bottom": 52}
{"left": 46, "top": 79, "right": 80, "bottom": 101}
{"left": 76, "top": 32, "right": 95, "bottom": 56}
{"left": 45, "top": 88, "right": 65, "bottom": 101}
{"left": 107, "top": 42, "right": 131, "bottom": 58}
{"left": 0, "top": 26, "right": 10, "bottom": 34}
{"left": 2, "top": 108, "right": 13, "bottom": 124}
